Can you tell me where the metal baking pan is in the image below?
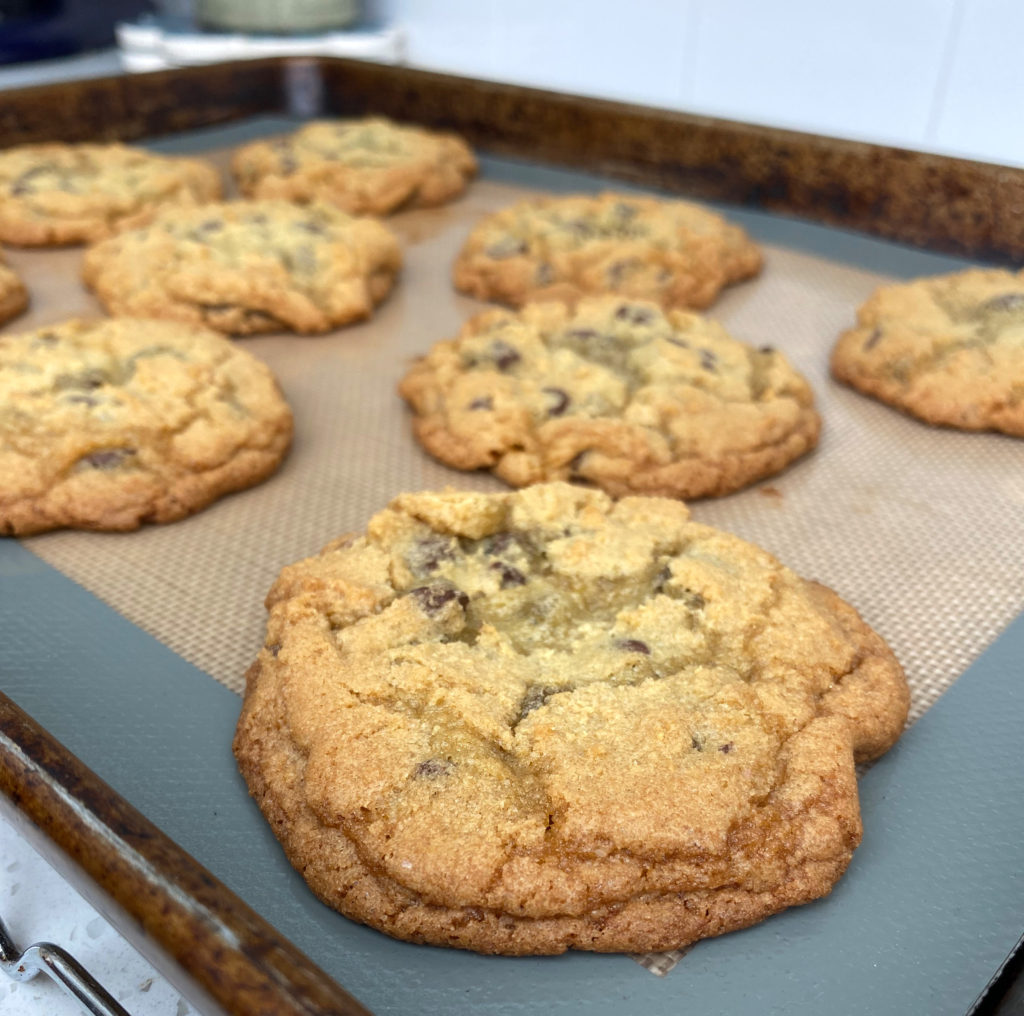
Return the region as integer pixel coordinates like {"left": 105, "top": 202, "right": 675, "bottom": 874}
{"left": 0, "top": 57, "right": 1022, "bottom": 1016}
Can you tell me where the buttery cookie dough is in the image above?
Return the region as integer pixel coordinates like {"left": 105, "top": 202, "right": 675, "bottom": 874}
{"left": 831, "top": 267, "right": 1024, "bottom": 436}
{"left": 0, "top": 317, "right": 293, "bottom": 534}
{"left": 399, "top": 296, "right": 819, "bottom": 499}
{"left": 0, "top": 143, "right": 222, "bottom": 246}
{"left": 231, "top": 117, "right": 477, "bottom": 215}
{"left": 453, "top": 192, "right": 762, "bottom": 310}
{"left": 234, "top": 483, "right": 909, "bottom": 955}
{"left": 82, "top": 200, "right": 402, "bottom": 335}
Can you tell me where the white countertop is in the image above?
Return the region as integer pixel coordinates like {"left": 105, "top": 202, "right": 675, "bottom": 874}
{"left": 1, "top": 813, "right": 190, "bottom": 1016}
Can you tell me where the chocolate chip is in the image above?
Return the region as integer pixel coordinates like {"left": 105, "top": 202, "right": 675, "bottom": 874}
{"left": 666, "top": 336, "right": 690, "bottom": 349}
{"left": 759, "top": 345, "right": 775, "bottom": 354}
{"left": 411, "top": 585, "right": 469, "bottom": 615}
{"left": 615, "top": 303, "right": 654, "bottom": 325}
{"left": 691, "top": 733, "right": 705, "bottom": 751}
{"left": 653, "top": 564, "right": 672, "bottom": 592}
{"left": 616, "top": 638, "right": 650, "bottom": 654}
{"left": 490, "top": 340, "right": 521, "bottom": 371}
{"left": 517, "top": 685, "right": 560, "bottom": 721}
{"left": 468, "top": 395, "right": 494, "bottom": 411}
{"left": 267, "top": 642, "right": 281, "bottom": 657}
{"left": 415, "top": 758, "right": 453, "bottom": 779}
{"left": 55, "top": 368, "right": 107, "bottom": 391}
{"left": 542, "top": 386, "right": 570, "bottom": 416}
{"left": 490, "top": 561, "right": 527, "bottom": 588}
{"left": 483, "top": 532, "right": 517, "bottom": 555}
{"left": 80, "top": 448, "right": 135, "bottom": 470}
{"left": 407, "top": 535, "right": 456, "bottom": 574}
{"left": 863, "top": 327, "right": 883, "bottom": 351}
{"left": 485, "top": 236, "right": 527, "bottom": 259}
{"left": 719, "top": 742, "right": 734, "bottom": 754}
{"left": 981, "top": 293, "right": 1024, "bottom": 312}
{"left": 699, "top": 349, "right": 718, "bottom": 372}
{"left": 535, "top": 262, "right": 555, "bottom": 285}
{"left": 683, "top": 588, "right": 706, "bottom": 610}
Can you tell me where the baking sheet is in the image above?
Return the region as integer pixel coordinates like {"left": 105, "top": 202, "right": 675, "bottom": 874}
{"left": 1, "top": 117, "right": 1023, "bottom": 1014}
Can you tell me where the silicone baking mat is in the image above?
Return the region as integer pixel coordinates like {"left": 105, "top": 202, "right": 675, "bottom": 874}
{"left": 1, "top": 119, "right": 1022, "bottom": 1014}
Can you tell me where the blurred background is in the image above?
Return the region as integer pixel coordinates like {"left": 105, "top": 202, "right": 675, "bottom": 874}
{"left": 0, "top": 0, "right": 1020, "bottom": 167}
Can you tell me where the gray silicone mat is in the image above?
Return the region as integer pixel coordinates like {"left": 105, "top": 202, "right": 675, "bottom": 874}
{"left": 1, "top": 118, "right": 1023, "bottom": 1014}
{"left": 2, "top": 539, "right": 1022, "bottom": 1015}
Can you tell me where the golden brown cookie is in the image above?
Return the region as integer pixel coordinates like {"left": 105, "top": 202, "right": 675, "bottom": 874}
{"left": 234, "top": 483, "right": 909, "bottom": 956}
{"left": 399, "top": 296, "right": 819, "bottom": 499}
{"left": 0, "top": 143, "right": 222, "bottom": 246}
{"left": 82, "top": 200, "right": 402, "bottom": 335}
{"left": 0, "top": 252, "right": 27, "bottom": 326}
{"left": 0, "top": 317, "right": 293, "bottom": 535}
{"left": 453, "top": 192, "right": 762, "bottom": 310}
{"left": 231, "top": 118, "right": 477, "bottom": 215}
{"left": 831, "top": 267, "right": 1024, "bottom": 436}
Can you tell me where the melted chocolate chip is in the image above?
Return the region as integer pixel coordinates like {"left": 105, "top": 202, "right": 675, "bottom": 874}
{"left": 484, "top": 532, "right": 517, "bottom": 555}
{"left": 55, "top": 368, "right": 107, "bottom": 391}
{"left": 615, "top": 303, "right": 654, "bottom": 325}
{"left": 408, "top": 535, "right": 457, "bottom": 574}
{"left": 566, "top": 328, "right": 599, "bottom": 342}
{"left": 863, "top": 327, "right": 883, "bottom": 351}
{"left": 490, "top": 340, "right": 521, "bottom": 371}
{"left": 410, "top": 585, "right": 469, "bottom": 615}
{"left": 542, "top": 386, "right": 570, "bottom": 416}
{"left": 81, "top": 448, "right": 135, "bottom": 470}
{"left": 616, "top": 638, "right": 650, "bottom": 655}
{"left": 490, "top": 561, "right": 527, "bottom": 588}
{"left": 517, "top": 685, "right": 561, "bottom": 721}
{"left": 415, "top": 758, "right": 453, "bottom": 779}
{"left": 468, "top": 395, "right": 494, "bottom": 411}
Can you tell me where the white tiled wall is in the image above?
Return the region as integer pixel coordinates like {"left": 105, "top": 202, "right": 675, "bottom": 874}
{"left": 367, "top": 0, "right": 1024, "bottom": 167}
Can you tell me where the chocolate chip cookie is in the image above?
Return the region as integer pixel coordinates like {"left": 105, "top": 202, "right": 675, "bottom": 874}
{"left": 831, "top": 267, "right": 1024, "bottom": 436}
{"left": 0, "top": 252, "right": 27, "bottom": 326}
{"left": 82, "top": 200, "right": 402, "bottom": 335}
{"left": 452, "top": 192, "right": 762, "bottom": 310}
{"left": 0, "top": 317, "right": 293, "bottom": 535}
{"left": 0, "top": 143, "right": 222, "bottom": 247}
{"left": 231, "top": 117, "right": 477, "bottom": 216}
{"left": 399, "top": 296, "right": 819, "bottom": 499}
{"left": 233, "top": 483, "right": 909, "bottom": 955}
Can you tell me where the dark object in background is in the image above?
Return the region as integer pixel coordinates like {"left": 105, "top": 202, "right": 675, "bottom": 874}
{"left": 0, "top": 0, "right": 151, "bottom": 64}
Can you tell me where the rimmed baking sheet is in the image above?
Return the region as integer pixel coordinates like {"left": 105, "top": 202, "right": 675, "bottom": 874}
{"left": 1, "top": 117, "right": 1023, "bottom": 1015}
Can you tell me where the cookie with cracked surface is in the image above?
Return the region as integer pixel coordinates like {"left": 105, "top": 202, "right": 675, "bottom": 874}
{"left": 831, "top": 268, "right": 1024, "bottom": 436}
{"left": 233, "top": 482, "right": 909, "bottom": 955}
{"left": 0, "top": 252, "right": 27, "bottom": 326}
{"left": 231, "top": 117, "right": 477, "bottom": 216}
{"left": 399, "top": 296, "right": 819, "bottom": 499}
{"left": 0, "top": 143, "right": 222, "bottom": 247}
{"left": 0, "top": 317, "right": 293, "bottom": 535}
{"left": 452, "top": 192, "right": 762, "bottom": 311}
{"left": 82, "top": 200, "right": 402, "bottom": 335}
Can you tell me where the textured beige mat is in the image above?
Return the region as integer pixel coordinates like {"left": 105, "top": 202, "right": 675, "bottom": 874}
{"left": 6, "top": 143, "right": 1024, "bottom": 976}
